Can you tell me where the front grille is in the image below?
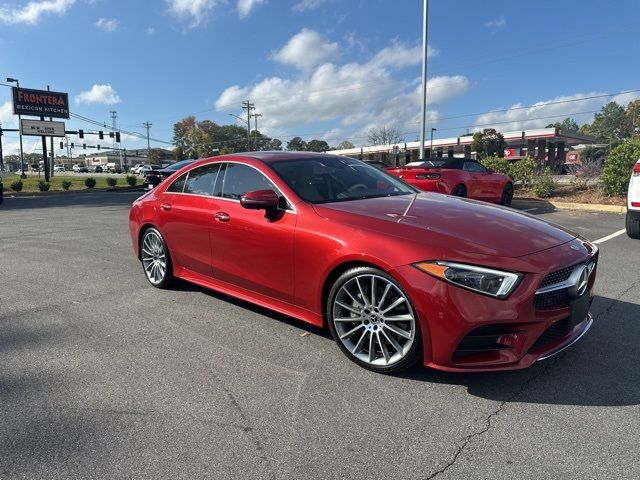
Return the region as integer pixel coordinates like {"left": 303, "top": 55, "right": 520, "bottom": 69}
{"left": 533, "top": 288, "right": 571, "bottom": 309}
{"left": 538, "top": 265, "right": 575, "bottom": 289}
{"left": 530, "top": 318, "right": 571, "bottom": 351}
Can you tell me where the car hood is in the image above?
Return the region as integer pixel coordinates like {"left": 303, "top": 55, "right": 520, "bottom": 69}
{"left": 312, "top": 193, "right": 577, "bottom": 258}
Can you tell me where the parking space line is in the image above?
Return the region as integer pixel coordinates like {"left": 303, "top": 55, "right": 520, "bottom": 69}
{"left": 593, "top": 228, "right": 626, "bottom": 244}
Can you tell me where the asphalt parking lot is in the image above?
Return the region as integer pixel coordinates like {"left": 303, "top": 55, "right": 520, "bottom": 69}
{"left": 1, "top": 192, "right": 639, "bottom": 479}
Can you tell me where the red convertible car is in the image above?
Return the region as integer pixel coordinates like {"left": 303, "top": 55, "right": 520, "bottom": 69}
{"left": 129, "top": 152, "right": 597, "bottom": 373}
{"left": 386, "top": 158, "right": 513, "bottom": 205}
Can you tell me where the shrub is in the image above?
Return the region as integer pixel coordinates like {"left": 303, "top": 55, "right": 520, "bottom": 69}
{"left": 508, "top": 158, "right": 536, "bottom": 188}
{"left": 61, "top": 180, "right": 72, "bottom": 191}
{"left": 37, "top": 181, "right": 50, "bottom": 192}
{"left": 533, "top": 167, "right": 555, "bottom": 198}
{"left": 600, "top": 139, "right": 640, "bottom": 196}
{"left": 84, "top": 177, "right": 97, "bottom": 189}
{"left": 10, "top": 180, "right": 23, "bottom": 192}
{"left": 481, "top": 156, "right": 510, "bottom": 175}
{"left": 125, "top": 175, "right": 137, "bottom": 187}
{"left": 106, "top": 177, "right": 117, "bottom": 187}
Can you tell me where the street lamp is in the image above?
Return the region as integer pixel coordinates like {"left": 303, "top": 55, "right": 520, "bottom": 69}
{"left": 430, "top": 128, "right": 436, "bottom": 157}
{"left": 6, "top": 77, "right": 25, "bottom": 176}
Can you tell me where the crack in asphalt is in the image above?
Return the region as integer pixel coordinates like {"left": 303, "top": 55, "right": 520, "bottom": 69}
{"left": 425, "top": 278, "right": 638, "bottom": 480}
{"left": 424, "top": 354, "right": 566, "bottom": 480}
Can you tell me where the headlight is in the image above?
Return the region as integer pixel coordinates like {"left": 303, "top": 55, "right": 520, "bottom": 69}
{"left": 415, "top": 261, "right": 522, "bottom": 299}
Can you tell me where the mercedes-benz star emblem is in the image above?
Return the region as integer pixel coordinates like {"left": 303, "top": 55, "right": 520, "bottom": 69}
{"left": 567, "top": 264, "right": 589, "bottom": 298}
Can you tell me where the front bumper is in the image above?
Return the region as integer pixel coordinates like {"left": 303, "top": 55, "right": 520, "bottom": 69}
{"left": 392, "top": 240, "right": 597, "bottom": 372}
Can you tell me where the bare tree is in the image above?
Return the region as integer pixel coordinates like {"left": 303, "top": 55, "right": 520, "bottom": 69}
{"left": 366, "top": 125, "right": 404, "bottom": 146}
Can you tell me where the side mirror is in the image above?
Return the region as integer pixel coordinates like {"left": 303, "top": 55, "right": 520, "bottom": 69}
{"left": 240, "top": 189, "right": 280, "bottom": 211}
{"left": 487, "top": 168, "right": 494, "bottom": 174}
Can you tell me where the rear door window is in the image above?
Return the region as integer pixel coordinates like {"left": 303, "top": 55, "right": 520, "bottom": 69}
{"left": 183, "top": 164, "right": 220, "bottom": 196}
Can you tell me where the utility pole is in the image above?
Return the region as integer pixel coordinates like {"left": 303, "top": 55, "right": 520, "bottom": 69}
{"left": 143, "top": 122, "right": 152, "bottom": 165}
{"left": 48, "top": 85, "right": 55, "bottom": 178}
{"left": 0, "top": 124, "right": 4, "bottom": 173}
{"left": 251, "top": 113, "right": 262, "bottom": 150}
{"left": 242, "top": 101, "right": 255, "bottom": 151}
{"left": 419, "top": 0, "right": 430, "bottom": 161}
{"left": 6, "top": 78, "right": 25, "bottom": 176}
{"left": 111, "top": 110, "right": 122, "bottom": 169}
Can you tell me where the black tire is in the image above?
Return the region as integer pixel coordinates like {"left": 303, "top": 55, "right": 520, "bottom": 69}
{"left": 451, "top": 184, "right": 467, "bottom": 197}
{"left": 140, "top": 227, "right": 174, "bottom": 288}
{"left": 500, "top": 182, "right": 514, "bottom": 206}
{"left": 327, "top": 266, "right": 422, "bottom": 373}
{"left": 626, "top": 212, "right": 640, "bottom": 239}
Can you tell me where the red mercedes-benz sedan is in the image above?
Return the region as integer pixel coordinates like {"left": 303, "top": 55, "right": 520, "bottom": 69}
{"left": 386, "top": 158, "right": 513, "bottom": 205}
{"left": 129, "top": 152, "right": 597, "bottom": 373}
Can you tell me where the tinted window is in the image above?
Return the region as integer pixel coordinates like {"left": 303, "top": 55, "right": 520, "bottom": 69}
{"left": 221, "top": 163, "right": 277, "bottom": 200}
{"left": 166, "top": 172, "right": 187, "bottom": 193}
{"left": 164, "top": 159, "right": 195, "bottom": 172}
{"left": 183, "top": 164, "right": 220, "bottom": 196}
{"left": 463, "top": 161, "right": 487, "bottom": 172}
{"left": 270, "top": 156, "right": 416, "bottom": 204}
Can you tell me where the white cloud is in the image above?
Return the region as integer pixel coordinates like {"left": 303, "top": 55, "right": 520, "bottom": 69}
{"left": 166, "top": 0, "right": 221, "bottom": 29}
{"left": 484, "top": 15, "right": 506, "bottom": 30}
{"left": 1, "top": 101, "right": 18, "bottom": 128}
{"left": 237, "top": 0, "right": 265, "bottom": 18}
{"left": 215, "top": 35, "right": 469, "bottom": 145}
{"left": 75, "top": 84, "right": 121, "bottom": 105}
{"left": 272, "top": 28, "right": 340, "bottom": 71}
{"left": 369, "top": 40, "right": 437, "bottom": 70}
{"left": 145, "top": 26, "right": 155, "bottom": 35}
{"left": 611, "top": 90, "right": 640, "bottom": 107}
{"left": 0, "top": 0, "right": 75, "bottom": 25}
{"left": 95, "top": 17, "right": 118, "bottom": 32}
{"left": 473, "top": 92, "right": 612, "bottom": 132}
{"left": 293, "top": 0, "right": 327, "bottom": 12}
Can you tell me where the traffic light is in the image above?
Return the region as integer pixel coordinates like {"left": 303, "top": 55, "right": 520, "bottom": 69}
{"left": 99, "top": 131, "right": 104, "bottom": 140}
{"left": 60, "top": 142, "right": 64, "bottom": 149}
{"left": 78, "top": 129, "right": 84, "bottom": 139}
{"left": 71, "top": 142, "right": 74, "bottom": 148}
{"left": 83, "top": 143, "right": 86, "bottom": 149}
{"left": 109, "top": 132, "right": 114, "bottom": 138}
{"left": 97, "top": 145, "right": 101, "bottom": 150}
{"left": 115, "top": 132, "right": 121, "bottom": 143}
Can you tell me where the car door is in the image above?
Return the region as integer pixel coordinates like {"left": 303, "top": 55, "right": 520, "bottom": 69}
{"left": 463, "top": 161, "right": 493, "bottom": 200}
{"left": 155, "top": 163, "right": 220, "bottom": 277}
{"left": 209, "top": 162, "right": 297, "bottom": 303}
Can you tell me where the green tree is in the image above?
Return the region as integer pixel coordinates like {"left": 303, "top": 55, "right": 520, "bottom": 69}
{"left": 471, "top": 128, "right": 507, "bottom": 159}
{"left": 546, "top": 117, "right": 579, "bottom": 133}
{"left": 148, "top": 148, "right": 165, "bottom": 165}
{"left": 335, "top": 140, "right": 355, "bottom": 150}
{"left": 582, "top": 102, "right": 631, "bottom": 145}
{"left": 600, "top": 138, "right": 640, "bottom": 196}
{"left": 268, "top": 138, "right": 283, "bottom": 151}
{"left": 307, "top": 139, "right": 330, "bottom": 152}
{"left": 287, "top": 137, "right": 308, "bottom": 151}
{"left": 626, "top": 100, "right": 640, "bottom": 139}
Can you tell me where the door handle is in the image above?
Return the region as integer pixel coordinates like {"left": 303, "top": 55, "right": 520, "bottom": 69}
{"left": 214, "top": 211, "right": 230, "bottom": 222}
{"left": 160, "top": 203, "right": 172, "bottom": 211}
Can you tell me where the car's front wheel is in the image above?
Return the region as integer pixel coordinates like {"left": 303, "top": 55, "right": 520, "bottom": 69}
{"left": 140, "top": 227, "right": 173, "bottom": 288}
{"left": 626, "top": 212, "right": 640, "bottom": 239}
{"left": 500, "top": 182, "right": 514, "bottom": 206}
{"left": 327, "top": 267, "right": 421, "bottom": 373}
{"left": 451, "top": 184, "right": 467, "bottom": 197}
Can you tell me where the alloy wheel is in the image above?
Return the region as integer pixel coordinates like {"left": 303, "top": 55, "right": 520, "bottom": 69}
{"left": 141, "top": 229, "right": 167, "bottom": 286}
{"left": 332, "top": 274, "right": 416, "bottom": 367}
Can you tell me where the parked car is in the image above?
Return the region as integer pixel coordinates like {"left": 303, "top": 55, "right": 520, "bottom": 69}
{"left": 144, "top": 159, "right": 196, "bottom": 190}
{"left": 131, "top": 163, "right": 145, "bottom": 175}
{"left": 53, "top": 165, "right": 65, "bottom": 173}
{"left": 93, "top": 165, "right": 104, "bottom": 173}
{"left": 139, "top": 165, "right": 162, "bottom": 179}
{"left": 129, "top": 152, "right": 598, "bottom": 373}
{"left": 626, "top": 157, "right": 640, "bottom": 239}
{"left": 385, "top": 158, "right": 514, "bottom": 206}
{"left": 104, "top": 162, "right": 122, "bottom": 174}
{"left": 77, "top": 166, "right": 89, "bottom": 173}
{"left": 364, "top": 160, "right": 389, "bottom": 170}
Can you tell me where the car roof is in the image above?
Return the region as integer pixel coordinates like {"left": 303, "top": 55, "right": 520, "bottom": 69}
{"left": 194, "top": 151, "right": 348, "bottom": 165}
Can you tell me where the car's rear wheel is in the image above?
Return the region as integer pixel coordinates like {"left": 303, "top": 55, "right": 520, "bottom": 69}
{"left": 327, "top": 267, "right": 421, "bottom": 373}
{"left": 626, "top": 212, "right": 640, "bottom": 239}
{"left": 451, "top": 184, "right": 467, "bottom": 197}
{"left": 141, "top": 227, "right": 173, "bottom": 288}
{"left": 500, "top": 183, "right": 514, "bottom": 206}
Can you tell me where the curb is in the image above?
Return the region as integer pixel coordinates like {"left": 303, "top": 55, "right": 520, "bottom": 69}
{"left": 513, "top": 198, "right": 626, "bottom": 213}
{"left": 2, "top": 186, "right": 144, "bottom": 197}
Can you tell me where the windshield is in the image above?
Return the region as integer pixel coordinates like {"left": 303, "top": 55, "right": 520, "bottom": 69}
{"left": 270, "top": 156, "right": 417, "bottom": 204}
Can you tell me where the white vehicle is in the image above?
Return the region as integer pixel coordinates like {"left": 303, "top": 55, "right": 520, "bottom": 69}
{"left": 54, "top": 165, "right": 65, "bottom": 173}
{"left": 626, "top": 157, "right": 640, "bottom": 239}
{"left": 131, "top": 163, "right": 145, "bottom": 174}
{"left": 72, "top": 164, "right": 80, "bottom": 173}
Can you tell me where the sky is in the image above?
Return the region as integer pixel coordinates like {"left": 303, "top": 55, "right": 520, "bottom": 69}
{"left": 1, "top": 0, "right": 639, "bottom": 157}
